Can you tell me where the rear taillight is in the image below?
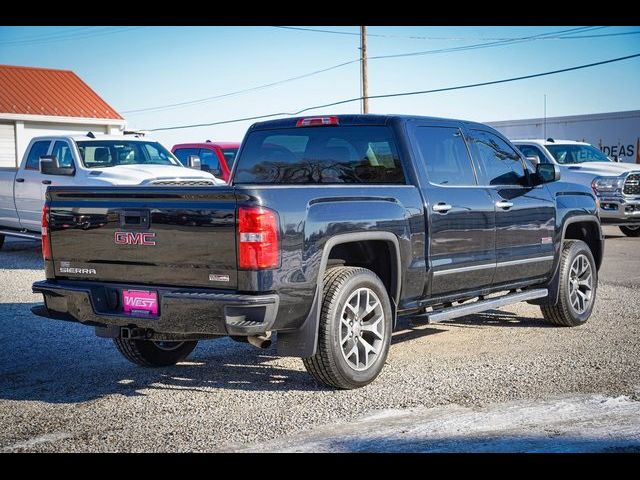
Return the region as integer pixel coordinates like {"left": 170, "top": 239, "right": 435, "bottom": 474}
{"left": 238, "top": 206, "right": 279, "bottom": 270}
{"left": 296, "top": 116, "right": 339, "bottom": 127}
{"left": 41, "top": 204, "right": 51, "bottom": 260}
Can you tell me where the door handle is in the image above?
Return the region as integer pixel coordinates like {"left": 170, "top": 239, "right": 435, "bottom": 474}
{"left": 432, "top": 202, "right": 452, "bottom": 213}
{"left": 42, "top": 180, "right": 52, "bottom": 185}
{"left": 15, "top": 178, "right": 25, "bottom": 183}
{"left": 496, "top": 200, "right": 514, "bottom": 210}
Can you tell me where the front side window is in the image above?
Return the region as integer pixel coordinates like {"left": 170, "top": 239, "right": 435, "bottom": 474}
{"left": 25, "top": 140, "right": 50, "bottom": 170}
{"left": 470, "top": 130, "right": 527, "bottom": 187}
{"left": 546, "top": 144, "right": 610, "bottom": 164}
{"left": 76, "top": 141, "right": 180, "bottom": 168}
{"left": 173, "top": 148, "right": 199, "bottom": 165}
{"left": 414, "top": 126, "right": 476, "bottom": 186}
{"left": 234, "top": 126, "right": 405, "bottom": 184}
{"left": 51, "top": 141, "right": 74, "bottom": 168}
{"left": 517, "top": 144, "right": 549, "bottom": 163}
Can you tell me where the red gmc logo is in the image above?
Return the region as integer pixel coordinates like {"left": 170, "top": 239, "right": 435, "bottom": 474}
{"left": 114, "top": 231, "right": 156, "bottom": 246}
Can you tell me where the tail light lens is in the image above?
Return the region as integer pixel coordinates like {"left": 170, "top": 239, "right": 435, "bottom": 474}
{"left": 238, "top": 206, "right": 279, "bottom": 269}
{"left": 41, "top": 204, "right": 51, "bottom": 260}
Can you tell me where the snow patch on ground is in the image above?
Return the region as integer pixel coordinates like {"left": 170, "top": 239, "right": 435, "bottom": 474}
{"left": 2, "top": 432, "right": 73, "bottom": 452}
{"left": 238, "top": 392, "right": 640, "bottom": 453}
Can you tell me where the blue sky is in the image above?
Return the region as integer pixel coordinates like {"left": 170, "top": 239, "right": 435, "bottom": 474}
{"left": 1, "top": 26, "right": 639, "bottom": 147}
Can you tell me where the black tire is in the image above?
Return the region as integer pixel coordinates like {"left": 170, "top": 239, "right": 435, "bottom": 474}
{"left": 0, "top": 234, "right": 4, "bottom": 250}
{"left": 113, "top": 338, "right": 197, "bottom": 367}
{"left": 619, "top": 225, "right": 640, "bottom": 237}
{"left": 303, "top": 266, "right": 393, "bottom": 389}
{"left": 540, "top": 240, "right": 597, "bottom": 327}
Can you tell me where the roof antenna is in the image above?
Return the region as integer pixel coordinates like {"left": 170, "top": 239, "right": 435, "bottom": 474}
{"left": 206, "top": 139, "right": 212, "bottom": 143}
{"left": 87, "top": 131, "right": 96, "bottom": 138}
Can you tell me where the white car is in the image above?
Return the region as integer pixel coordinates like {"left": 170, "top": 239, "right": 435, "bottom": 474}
{"left": 513, "top": 139, "right": 640, "bottom": 237}
{"left": 0, "top": 133, "right": 223, "bottom": 248}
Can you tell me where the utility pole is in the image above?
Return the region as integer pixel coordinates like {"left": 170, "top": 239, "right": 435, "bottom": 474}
{"left": 543, "top": 94, "right": 547, "bottom": 139}
{"left": 360, "top": 26, "right": 369, "bottom": 114}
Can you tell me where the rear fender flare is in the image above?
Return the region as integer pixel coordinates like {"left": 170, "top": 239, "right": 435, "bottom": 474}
{"left": 276, "top": 231, "right": 401, "bottom": 357}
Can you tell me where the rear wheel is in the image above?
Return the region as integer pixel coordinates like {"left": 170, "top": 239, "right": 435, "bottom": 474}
{"left": 113, "top": 338, "right": 198, "bottom": 367}
{"left": 540, "top": 240, "right": 596, "bottom": 327}
{"left": 303, "top": 266, "right": 393, "bottom": 389}
{"left": 619, "top": 225, "right": 640, "bottom": 237}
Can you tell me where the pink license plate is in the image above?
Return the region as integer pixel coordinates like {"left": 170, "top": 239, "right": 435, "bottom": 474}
{"left": 122, "top": 290, "right": 158, "bottom": 316}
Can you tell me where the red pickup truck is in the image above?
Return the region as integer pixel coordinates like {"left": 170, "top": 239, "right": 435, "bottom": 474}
{"left": 172, "top": 141, "right": 240, "bottom": 182}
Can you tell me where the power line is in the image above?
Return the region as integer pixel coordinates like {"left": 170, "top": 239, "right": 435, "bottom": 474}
{"left": 122, "top": 59, "right": 360, "bottom": 115}
{"left": 272, "top": 25, "right": 614, "bottom": 41}
{"left": 0, "top": 27, "right": 145, "bottom": 47}
{"left": 368, "top": 27, "right": 608, "bottom": 61}
{"left": 125, "top": 26, "right": 598, "bottom": 115}
{"left": 0, "top": 26, "right": 97, "bottom": 44}
{"left": 146, "top": 52, "right": 640, "bottom": 132}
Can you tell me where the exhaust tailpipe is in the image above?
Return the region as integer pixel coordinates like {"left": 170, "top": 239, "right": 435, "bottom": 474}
{"left": 247, "top": 331, "right": 272, "bottom": 349}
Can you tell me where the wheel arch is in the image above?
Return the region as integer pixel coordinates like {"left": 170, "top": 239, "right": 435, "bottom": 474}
{"left": 562, "top": 216, "right": 603, "bottom": 270}
{"left": 277, "top": 232, "right": 401, "bottom": 358}
{"left": 531, "top": 215, "right": 603, "bottom": 307}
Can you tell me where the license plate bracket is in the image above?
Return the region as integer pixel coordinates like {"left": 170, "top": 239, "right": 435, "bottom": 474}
{"left": 122, "top": 289, "right": 159, "bottom": 317}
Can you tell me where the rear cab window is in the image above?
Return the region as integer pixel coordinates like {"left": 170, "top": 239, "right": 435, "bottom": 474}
{"left": 233, "top": 126, "right": 405, "bottom": 184}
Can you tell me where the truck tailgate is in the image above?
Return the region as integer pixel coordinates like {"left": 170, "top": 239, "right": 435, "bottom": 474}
{"left": 47, "top": 187, "right": 238, "bottom": 289}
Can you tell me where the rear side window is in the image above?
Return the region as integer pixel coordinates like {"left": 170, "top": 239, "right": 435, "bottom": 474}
{"left": 25, "top": 140, "right": 50, "bottom": 170}
{"left": 414, "top": 126, "right": 476, "bottom": 186}
{"left": 199, "top": 149, "right": 220, "bottom": 172}
{"left": 234, "top": 126, "right": 405, "bottom": 184}
{"left": 470, "top": 130, "right": 526, "bottom": 187}
{"left": 222, "top": 148, "right": 239, "bottom": 168}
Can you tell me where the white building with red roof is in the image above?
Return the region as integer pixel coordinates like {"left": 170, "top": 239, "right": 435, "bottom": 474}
{"left": 0, "top": 64, "right": 126, "bottom": 167}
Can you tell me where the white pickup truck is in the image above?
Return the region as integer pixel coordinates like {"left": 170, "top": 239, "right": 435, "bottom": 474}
{"left": 0, "top": 134, "right": 223, "bottom": 249}
{"left": 513, "top": 138, "right": 640, "bottom": 237}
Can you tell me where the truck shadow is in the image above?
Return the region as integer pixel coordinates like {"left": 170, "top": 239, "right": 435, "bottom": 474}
{"left": 0, "top": 302, "right": 326, "bottom": 403}
{"left": 0, "top": 302, "right": 545, "bottom": 405}
{"left": 0, "top": 239, "right": 43, "bottom": 270}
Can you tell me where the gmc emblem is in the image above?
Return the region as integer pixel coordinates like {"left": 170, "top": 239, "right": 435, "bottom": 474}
{"left": 114, "top": 231, "right": 156, "bottom": 246}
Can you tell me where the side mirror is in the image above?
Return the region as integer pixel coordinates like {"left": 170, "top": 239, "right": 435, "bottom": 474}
{"left": 536, "top": 162, "right": 561, "bottom": 184}
{"left": 186, "top": 155, "right": 201, "bottom": 169}
{"left": 526, "top": 155, "right": 540, "bottom": 166}
{"left": 39, "top": 155, "right": 75, "bottom": 176}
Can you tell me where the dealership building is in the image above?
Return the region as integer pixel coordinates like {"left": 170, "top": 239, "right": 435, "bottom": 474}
{"left": 489, "top": 110, "right": 640, "bottom": 164}
{"left": 0, "top": 64, "right": 125, "bottom": 168}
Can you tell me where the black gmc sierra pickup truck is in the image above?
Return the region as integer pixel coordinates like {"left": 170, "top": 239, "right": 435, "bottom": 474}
{"left": 32, "top": 115, "right": 603, "bottom": 389}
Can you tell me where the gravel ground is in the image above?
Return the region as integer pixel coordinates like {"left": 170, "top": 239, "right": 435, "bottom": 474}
{"left": 0, "top": 227, "right": 639, "bottom": 452}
